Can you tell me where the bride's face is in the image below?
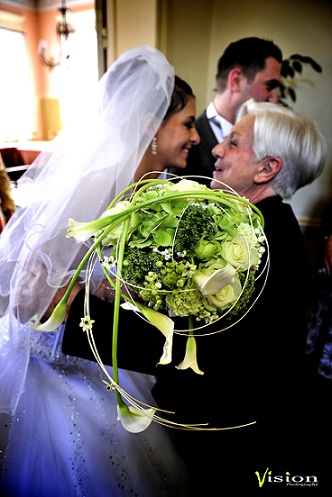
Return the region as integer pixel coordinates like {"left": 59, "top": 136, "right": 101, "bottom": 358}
{"left": 156, "top": 96, "right": 200, "bottom": 171}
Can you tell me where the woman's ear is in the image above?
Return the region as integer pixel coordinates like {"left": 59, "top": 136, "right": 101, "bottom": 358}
{"left": 254, "top": 157, "right": 282, "bottom": 184}
{"left": 143, "top": 114, "right": 160, "bottom": 139}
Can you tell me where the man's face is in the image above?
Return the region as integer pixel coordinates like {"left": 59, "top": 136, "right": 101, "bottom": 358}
{"left": 210, "top": 114, "right": 260, "bottom": 196}
{"left": 242, "top": 56, "right": 281, "bottom": 104}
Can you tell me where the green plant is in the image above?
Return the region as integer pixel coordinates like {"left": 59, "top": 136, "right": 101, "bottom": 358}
{"left": 278, "top": 54, "right": 322, "bottom": 107}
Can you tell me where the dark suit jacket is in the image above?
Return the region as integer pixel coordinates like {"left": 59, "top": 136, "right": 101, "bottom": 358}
{"left": 62, "top": 194, "right": 322, "bottom": 489}
{"left": 63, "top": 293, "right": 165, "bottom": 375}
{"left": 62, "top": 194, "right": 325, "bottom": 491}
{"left": 169, "top": 110, "right": 218, "bottom": 187}
{"left": 63, "top": 196, "right": 312, "bottom": 428}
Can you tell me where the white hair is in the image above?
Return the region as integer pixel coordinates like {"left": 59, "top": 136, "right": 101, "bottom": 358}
{"left": 236, "top": 99, "right": 327, "bottom": 199}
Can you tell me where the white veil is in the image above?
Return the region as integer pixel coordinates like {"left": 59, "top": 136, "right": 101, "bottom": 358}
{"left": 0, "top": 45, "right": 175, "bottom": 414}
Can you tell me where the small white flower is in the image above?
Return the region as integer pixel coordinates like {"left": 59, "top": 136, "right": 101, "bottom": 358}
{"left": 79, "top": 315, "right": 95, "bottom": 332}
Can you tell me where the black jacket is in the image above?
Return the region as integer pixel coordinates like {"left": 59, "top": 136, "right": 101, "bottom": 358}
{"left": 63, "top": 195, "right": 320, "bottom": 490}
{"left": 63, "top": 196, "right": 311, "bottom": 428}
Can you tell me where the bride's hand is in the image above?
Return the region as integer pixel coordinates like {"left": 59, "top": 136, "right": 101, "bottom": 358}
{"left": 94, "top": 278, "right": 116, "bottom": 301}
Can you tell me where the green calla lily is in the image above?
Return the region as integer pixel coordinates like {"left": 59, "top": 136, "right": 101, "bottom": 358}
{"left": 29, "top": 300, "right": 67, "bottom": 331}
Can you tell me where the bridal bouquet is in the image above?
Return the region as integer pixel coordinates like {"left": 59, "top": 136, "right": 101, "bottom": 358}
{"left": 34, "top": 177, "right": 268, "bottom": 432}
{"left": 100, "top": 179, "right": 265, "bottom": 322}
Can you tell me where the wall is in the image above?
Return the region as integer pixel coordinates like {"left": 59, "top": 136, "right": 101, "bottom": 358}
{"left": 163, "top": 0, "right": 332, "bottom": 226}
{"left": 1, "top": 0, "right": 331, "bottom": 225}
{"left": 113, "top": 0, "right": 157, "bottom": 59}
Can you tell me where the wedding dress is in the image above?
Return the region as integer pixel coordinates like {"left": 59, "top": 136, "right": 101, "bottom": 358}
{"left": 0, "top": 324, "right": 187, "bottom": 497}
{"left": 0, "top": 45, "right": 190, "bottom": 497}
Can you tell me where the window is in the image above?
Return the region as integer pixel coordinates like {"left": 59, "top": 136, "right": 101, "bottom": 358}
{"left": 0, "top": 7, "right": 99, "bottom": 143}
{"left": 0, "top": 27, "right": 35, "bottom": 142}
{"left": 59, "top": 16, "right": 99, "bottom": 128}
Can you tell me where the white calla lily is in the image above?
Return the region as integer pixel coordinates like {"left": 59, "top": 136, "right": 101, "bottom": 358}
{"left": 121, "top": 302, "right": 174, "bottom": 365}
{"left": 193, "top": 263, "right": 236, "bottom": 296}
{"left": 117, "top": 404, "right": 155, "bottom": 433}
{"left": 176, "top": 336, "right": 204, "bottom": 375}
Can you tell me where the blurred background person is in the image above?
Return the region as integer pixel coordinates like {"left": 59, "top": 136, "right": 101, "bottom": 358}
{"left": 169, "top": 36, "right": 282, "bottom": 185}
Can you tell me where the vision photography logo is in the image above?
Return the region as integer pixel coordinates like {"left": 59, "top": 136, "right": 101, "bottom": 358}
{"left": 255, "top": 468, "right": 319, "bottom": 488}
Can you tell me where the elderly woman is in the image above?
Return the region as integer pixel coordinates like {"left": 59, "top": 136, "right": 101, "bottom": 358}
{"left": 158, "top": 99, "right": 327, "bottom": 494}
{"left": 65, "top": 99, "right": 327, "bottom": 494}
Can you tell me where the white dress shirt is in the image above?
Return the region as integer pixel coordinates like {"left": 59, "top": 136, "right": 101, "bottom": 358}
{"left": 206, "top": 102, "right": 232, "bottom": 143}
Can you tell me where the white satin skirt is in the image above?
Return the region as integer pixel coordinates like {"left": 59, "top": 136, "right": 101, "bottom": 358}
{"left": 0, "top": 329, "right": 188, "bottom": 497}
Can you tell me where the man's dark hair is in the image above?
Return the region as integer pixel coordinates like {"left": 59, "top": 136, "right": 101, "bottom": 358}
{"left": 216, "top": 37, "right": 283, "bottom": 91}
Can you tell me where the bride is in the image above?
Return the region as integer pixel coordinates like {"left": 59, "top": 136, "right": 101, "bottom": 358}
{"left": 0, "top": 45, "right": 199, "bottom": 497}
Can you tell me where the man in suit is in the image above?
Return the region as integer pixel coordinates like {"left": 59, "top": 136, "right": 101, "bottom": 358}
{"left": 171, "top": 37, "right": 283, "bottom": 186}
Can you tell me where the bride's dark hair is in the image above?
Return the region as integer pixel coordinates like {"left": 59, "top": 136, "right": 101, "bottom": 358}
{"left": 165, "top": 75, "right": 195, "bottom": 119}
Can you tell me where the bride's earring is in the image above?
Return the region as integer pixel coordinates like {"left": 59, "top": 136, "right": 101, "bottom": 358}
{"left": 151, "top": 136, "right": 158, "bottom": 155}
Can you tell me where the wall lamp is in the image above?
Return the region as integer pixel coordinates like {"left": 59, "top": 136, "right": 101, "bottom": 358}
{"left": 38, "top": 0, "right": 75, "bottom": 70}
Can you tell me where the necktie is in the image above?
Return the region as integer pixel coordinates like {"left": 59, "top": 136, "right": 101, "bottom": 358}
{"left": 210, "top": 117, "right": 223, "bottom": 142}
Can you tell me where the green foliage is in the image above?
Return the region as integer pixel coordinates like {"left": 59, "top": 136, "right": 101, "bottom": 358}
{"left": 95, "top": 179, "right": 267, "bottom": 324}
{"left": 173, "top": 204, "right": 216, "bottom": 258}
{"left": 122, "top": 248, "right": 164, "bottom": 287}
{"left": 228, "top": 271, "right": 256, "bottom": 318}
{"left": 279, "top": 54, "right": 323, "bottom": 107}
